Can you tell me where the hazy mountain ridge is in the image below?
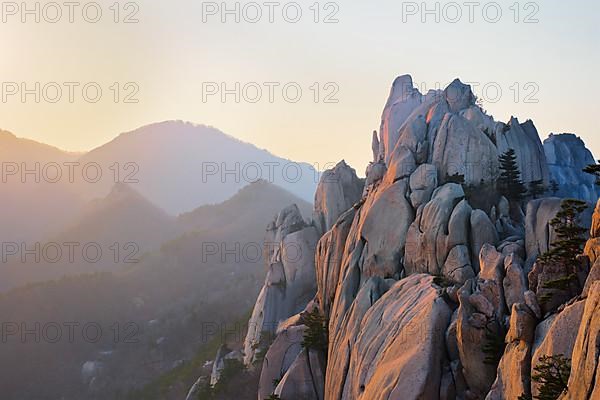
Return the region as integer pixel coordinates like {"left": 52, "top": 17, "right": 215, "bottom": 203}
{"left": 77, "top": 121, "right": 319, "bottom": 214}
{"left": 0, "top": 180, "right": 312, "bottom": 400}
{"left": 0, "top": 121, "right": 318, "bottom": 246}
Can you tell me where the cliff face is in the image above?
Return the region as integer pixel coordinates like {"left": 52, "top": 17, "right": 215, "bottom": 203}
{"left": 544, "top": 133, "right": 600, "bottom": 203}
{"left": 238, "top": 75, "right": 600, "bottom": 400}
{"left": 242, "top": 204, "right": 320, "bottom": 366}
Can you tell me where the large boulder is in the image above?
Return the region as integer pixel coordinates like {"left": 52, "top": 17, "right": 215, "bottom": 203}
{"left": 327, "top": 274, "right": 452, "bottom": 400}
{"left": 503, "top": 254, "right": 528, "bottom": 311}
{"left": 313, "top": 160, "right": 364, "bottom": 235}
{"left": 470, "top": 211, "right": 500, "bottom": 272}
{"left": 358, "top": 179, "right": 414, "bottom": 281}
{"left": 443, "top": 245, "right": 476, "bottom": 285}
{"left": 528, "top": 260, "right": 579, "bottom": 316}
{"left": 409, "top": 163, "right": 438, "bottom": 209}
{"left": 544, "top": 133, "right": 599, "bottom": 203}
{"left": 405, "top": 183, "right": 466, "bottom": 276}
{"left": 432, "top": 113, "right": 499, "bottom": 186}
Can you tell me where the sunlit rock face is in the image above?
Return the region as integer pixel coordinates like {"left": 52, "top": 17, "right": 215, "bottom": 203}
{"left": 558, "top": 281, "right": 600, "bottom": 400}
{"left": 584, "top": 199, "right": 600, "bottom": 295}
{"left": 530, "top": 300, "right": 585, "bottom": 398}
{"left": 544, "top": 133, "right": 600, "bottom": 203}
{"left": 326, "top": 274, "right": 452, "bottom": 400}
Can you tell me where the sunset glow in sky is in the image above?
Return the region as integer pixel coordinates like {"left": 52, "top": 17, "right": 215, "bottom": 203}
{"left": 1, "top": 0, "right": 598, "bottom": 170}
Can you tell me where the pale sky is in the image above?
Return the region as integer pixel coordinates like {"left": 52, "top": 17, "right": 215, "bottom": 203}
{"left": 1, "top": 0, "right": 598, "bottom": 171}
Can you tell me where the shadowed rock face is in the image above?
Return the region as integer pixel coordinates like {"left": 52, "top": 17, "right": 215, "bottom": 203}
{"left": 496, "top": 118, "right": 550, "bottom": 185}
{"left": 486, "top": 303, "right": 536, "bottom": 400}
{"left": 243, "top": 205, "right": 319, "bottom": 365}
{"left": 257, "top": 325, "right": 305, "bottom": 399}
{"left": 544, "top": 133, "right": 600, "bottom": 203}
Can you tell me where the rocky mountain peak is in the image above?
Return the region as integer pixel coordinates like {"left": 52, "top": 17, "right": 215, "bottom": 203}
{"left": 239, "top": 73, "right": 600, "bottom": 400}
{"left": 444, "top": 78, "right": 476, "bottom": 112}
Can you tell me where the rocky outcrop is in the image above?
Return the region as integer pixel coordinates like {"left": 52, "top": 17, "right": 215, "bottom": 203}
{"left": 326, "top": 275, "right": 452, "bottom": 400}
{"left": 379, "top": 75, "right": 427, "bottom": 163}
{"left": 243, "top": 205, "right": 319, "bottom": 365}
{"left": 503, "top": 253, "right": 528, "bottom": 310}
{"left": 210, "top": 346, "right": 243, "bottom": 386}
{"left": 471, "top": 211, "right": 500, "bottom": 272}
{"left": 544, "top": 133, "right": 599, "bottom": 203}
{"left": 432, "top": 113, "right": 499, "bottom": 186}
{"left": 313, "top": 161, "right": 364, "bottom": 235}
{"left": 357, "top": 179, "right": 414, "bottom": 281}
{"left": 526, "top": 198, "right": 593, "bottom": 313}
{"left": 244, "top": 73, "right": 600, "bottom": 400}
{"left": 405, "top": 183, "right": 466, "bottom": 277}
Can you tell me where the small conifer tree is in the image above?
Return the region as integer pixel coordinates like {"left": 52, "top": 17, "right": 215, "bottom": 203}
{"left": 497, "top": 148, "right": 527, "bottom": 202}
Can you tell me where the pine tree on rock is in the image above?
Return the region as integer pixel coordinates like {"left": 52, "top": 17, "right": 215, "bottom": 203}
{"left": 537, "top": 199, "right": 588, "bottom": 305}
{"left": 549, "top": 180, "right": 560, "bottom": 196}
{"left": 529, "top": 179, "right": 547, "bottom": 199}
{"left": 583, "top": 160, "right": 600, "bottom": 186}
{"left": 497, "top": 149, "right": 527, "bottom": 203}
{"left": 531, "top": 355, "right": 571, "bottom": 400}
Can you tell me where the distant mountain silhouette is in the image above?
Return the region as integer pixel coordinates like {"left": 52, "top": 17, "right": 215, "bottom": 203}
{"left": 0, "top": 129, "right": 84, "bottom": 243}
{"left": 52, "top": 182, "right": 176, "bottom": 254}
{"left": 77, "top": 121, "right": 319, "bottom": 214}
{"left": 0, "top": 121, "right": 318, "bottom": 244}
